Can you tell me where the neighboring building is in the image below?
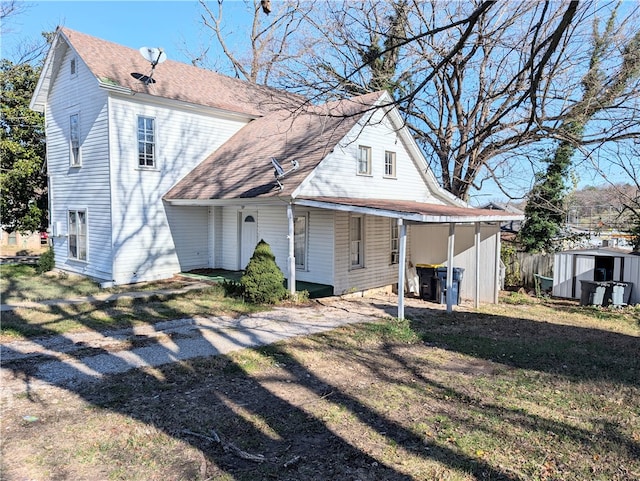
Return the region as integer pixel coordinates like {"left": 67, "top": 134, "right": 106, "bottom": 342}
{"left": 480, "top": 202, "right": 524, "bottom": 234}
{"left": 31, "top": 28, "right": 521, "bottom": 311}
{"left": 0, "top": 230, "right": 47, "bottom": 251}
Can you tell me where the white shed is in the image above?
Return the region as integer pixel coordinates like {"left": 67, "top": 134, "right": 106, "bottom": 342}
{"left": 552, "top": 247, "right": 640, "bottom": 305}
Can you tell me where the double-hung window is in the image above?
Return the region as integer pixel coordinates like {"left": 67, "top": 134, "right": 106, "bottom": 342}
{"left": 357, "top": 146, "right": 371, "bottom": 175}
{"left": 384, "top": 151, "right": 396, "bottom": 178}
{"left": 390, "top": 220, "right": 399, "bottom": 264}
{"left": 350, "top": 215, "right": 364, "bottom": 268}
{"left": 68, "top": 209, "right": 87, "bottom": 261}
{"left": 294, "top": 214, "right": 308, "bottom": 270}
{"left": 137, "top": 116, "right": 156, "bottom": 168}
{"left": 69, "top": 113, "right": 81, "bottom": 166}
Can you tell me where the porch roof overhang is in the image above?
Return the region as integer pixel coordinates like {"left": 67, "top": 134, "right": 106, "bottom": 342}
{"left": 293, "top": 196, "right": 524, "bottom": 224}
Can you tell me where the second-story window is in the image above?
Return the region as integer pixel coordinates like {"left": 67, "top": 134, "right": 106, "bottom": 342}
{"left": 69, "top": 113, "right": 81, "bottom": 166}
{"left": 357, "top": 145, "right": 371, "bottom": 175}
{"left": 384, "top": 151, "right": 396, "bottom": 178}
{"left": 137, "top": 116, "right": 156, "bottom": 168}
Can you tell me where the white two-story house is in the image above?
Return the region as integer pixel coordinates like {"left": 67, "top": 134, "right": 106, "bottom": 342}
{"left": 31, "top": 28, "right": 521, "bottom": 312}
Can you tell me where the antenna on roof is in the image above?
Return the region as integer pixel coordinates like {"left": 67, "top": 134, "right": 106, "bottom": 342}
{"left": 271, "top": 157, "right": 299, "bottom": 190}
{"left": 132, "top": 46, "right": 167, "bottom": 85}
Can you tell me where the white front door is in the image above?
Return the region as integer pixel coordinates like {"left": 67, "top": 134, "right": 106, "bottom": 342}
{"left": 240, "top": 212, "right": 258, "bottom": 269}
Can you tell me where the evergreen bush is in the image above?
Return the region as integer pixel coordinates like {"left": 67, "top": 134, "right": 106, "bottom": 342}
{"left": 37, "top": 247, "right": 54, "bottom": 273}
{"left": 240, "top": 239, "right": 287, "bottom": 304}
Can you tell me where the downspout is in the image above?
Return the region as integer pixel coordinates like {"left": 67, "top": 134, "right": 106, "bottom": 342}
{"left": 287, "top": 203, "right": 296, "bottom": 296}
{"left": 397, "top": 218, "right": 407, "bottom": 319}
{"left": 494, "top": 225, "right": 501, "bottom": 303}
{"left": 446, "top": 223, "right": 455, "bottom": 313}
{"left": 475, "top": 222, "right": 481, "bottom": 308}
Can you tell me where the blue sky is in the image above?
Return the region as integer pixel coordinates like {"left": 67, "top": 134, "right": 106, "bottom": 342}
{"left": 1, "top": 0, "right": 239, "bottom": 64}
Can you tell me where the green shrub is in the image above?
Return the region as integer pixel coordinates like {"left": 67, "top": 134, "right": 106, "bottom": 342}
{"left": 220, "top": 278, "right": 243, "bottom": 298}
{"left": 36, "top": 247, "right": 54, "bottom": 274}
{"left": 240, "top": 239, "right": 287, "bottom": 304}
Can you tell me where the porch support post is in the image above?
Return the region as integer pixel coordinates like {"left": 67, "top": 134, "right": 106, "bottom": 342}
{"left": 446, "top": 222, "right": 456, "bottom": 313}
{"left": 494, "top": 223, "right": 501, "bottom": 304}
{"left": 474, "top": 222, "right": 481, "bottom": 308}
{"left": 397, "top": 218, "right": 407, "bottom": 319}
{"left": 287, "top": 203, "right": 296, "bottom": 296}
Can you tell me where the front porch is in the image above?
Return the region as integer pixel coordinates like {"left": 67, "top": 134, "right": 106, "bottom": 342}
{"left": 180, "top": 269, "right": 334, "bottom": 299}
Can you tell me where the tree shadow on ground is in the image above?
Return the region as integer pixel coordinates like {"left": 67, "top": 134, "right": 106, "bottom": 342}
{"left": 1, "top": 296, "right": 638, "bottom": 479}
{"left": 366, "top": 300, "right": 640, "bottom": 387}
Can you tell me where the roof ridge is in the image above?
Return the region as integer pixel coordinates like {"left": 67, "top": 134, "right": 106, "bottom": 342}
{"left": 56, "top": 27, "right": 305, "bottom": 116}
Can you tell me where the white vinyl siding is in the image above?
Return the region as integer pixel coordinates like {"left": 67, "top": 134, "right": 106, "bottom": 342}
{"left": 410, "top": 223, "right": 500, "bottom": 304}
{"left": 296, "top": 108, "right": 443, "bottom": 203}
{"left": 334, "top": 212, "right": 403, "bottom": 295}
{"left": 46, "top": 47, "right": 112, "bottom": 281}
{"left": 108, "top": 95, "right": 248, "bottom": 284}
{"left": 137, "top": 115, "right": 155, "bottom": 168}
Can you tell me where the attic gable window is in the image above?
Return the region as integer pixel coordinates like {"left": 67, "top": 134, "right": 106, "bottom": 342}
{"left": 357, "top": 146, "right": 371, "bottom": 175}
{"left": 70, "top": 57, "right": 77, "bottom": 77}
{"left": 137, "top": 116, "right": 156, "bottom": 168}
{"left": 69, "top": 113, "right": 81, "bottom": 166}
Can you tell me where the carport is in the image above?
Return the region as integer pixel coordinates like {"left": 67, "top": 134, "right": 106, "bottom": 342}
{"left": 292, "top": 197, "right": 524, "bottom": 317}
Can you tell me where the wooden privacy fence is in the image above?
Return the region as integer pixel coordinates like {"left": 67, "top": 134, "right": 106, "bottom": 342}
{"left": 503, "top": 252, "right": 554, "bottom": 289}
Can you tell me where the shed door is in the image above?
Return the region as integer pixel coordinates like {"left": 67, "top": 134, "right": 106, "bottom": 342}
{"left": 573, "top": 255, "right": 595, "bottom": 298}
{"left": 240, "top": 212, "right": 258, "bottom": 269}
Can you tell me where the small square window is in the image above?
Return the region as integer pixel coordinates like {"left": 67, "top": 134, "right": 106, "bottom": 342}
{"left": 357, "top": 146, "right": 371, "bottom": 175}
{"left": 384, "top": 151, "right": 396, "bottom": 178}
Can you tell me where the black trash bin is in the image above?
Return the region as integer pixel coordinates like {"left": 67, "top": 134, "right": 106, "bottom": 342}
{"left": 435, "top": 267, "right": 464, "bottom": 305}
{"left": 415, "top": 264, "right": 440, "bottom": 301}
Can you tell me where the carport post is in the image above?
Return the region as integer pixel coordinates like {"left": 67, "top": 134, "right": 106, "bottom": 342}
{"left": 397, "top": 218, "right": 407, "bottom": 319}
{"left": 287, "top": 204, "right": 296, "bottom": 296}
{"left": 446, "top": 223, "right": 455, "bottom": 313}
{"left": 475, "top": 222, "right": 480, "bottom": 308}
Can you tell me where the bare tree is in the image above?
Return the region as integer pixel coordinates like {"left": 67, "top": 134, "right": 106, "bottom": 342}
{"left": 196, "top": 0, "right": 314, "bottom": 85}
{"left": 194, "top": 0, "right": 639, "bottom": 204}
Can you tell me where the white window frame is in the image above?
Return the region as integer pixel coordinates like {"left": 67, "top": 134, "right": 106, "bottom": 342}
{"left": 68, "top": 209, "right": 87, "bottom": 261}
{"left": 350, "top": 214, "right": 365, "bottom": 269}
{"left": 390, "top": 220, "right": 399, "bottom": 265}
{"left": 357, "top": 145, "right": 372, "bottom": 176}
{"left": 137, "top": 115, "right": 156, "bottom": 168}
{"left": 70, "top": 56, "right": 78, "bottom": 77}
{"left": 294, "top": 213, "right": 308, "bottom": 270}
{"left": 384, "top": 151, "right": 396, "bottom": 178}
{"left": 69, "top": 113, "right": 81, "bottom": 167}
